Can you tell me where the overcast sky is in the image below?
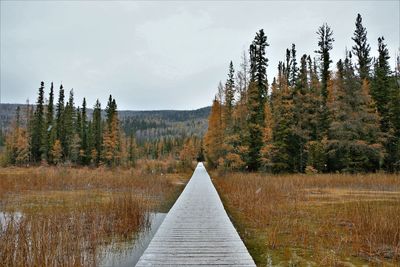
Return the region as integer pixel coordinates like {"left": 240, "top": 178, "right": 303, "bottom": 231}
{"left": 1, "top": 1, "right": 399, "bottom": 110}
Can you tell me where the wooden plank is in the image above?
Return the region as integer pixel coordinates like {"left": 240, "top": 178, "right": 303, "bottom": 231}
{"left": 136, "top": 163, "right": 256, "bottom": 266}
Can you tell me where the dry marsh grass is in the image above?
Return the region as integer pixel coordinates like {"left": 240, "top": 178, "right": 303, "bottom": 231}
{"left": 0, "top": 166, "right": 188, "bottom": 266}
{"left": 213, "top": 172, "right": 400, "bottom": 266}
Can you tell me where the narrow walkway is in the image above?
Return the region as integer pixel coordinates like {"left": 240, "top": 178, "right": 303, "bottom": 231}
{"left": 136, "top": 162, "right": 256, "bottom": 266}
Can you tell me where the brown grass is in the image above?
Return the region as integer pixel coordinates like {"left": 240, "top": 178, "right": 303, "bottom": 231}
{"left": 0, "top": 166, "right": 188, "bottom": 266}
{"left": 213, "top": 172, "right": 400, "bottom": 266}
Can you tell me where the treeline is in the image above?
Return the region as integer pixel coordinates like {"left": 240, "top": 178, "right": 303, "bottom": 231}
{"left": 204, "top": 14, "right": 400, "bottom": 173}
{"left": 3, "top": 82, "right": 129, "bottom": 166}
{"left": 3, "top": 82, "right": 203, "bottom": 167}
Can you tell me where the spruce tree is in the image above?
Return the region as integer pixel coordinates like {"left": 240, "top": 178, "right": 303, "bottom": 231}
{"left": 92, "top": 99, "right": 102, "bottom": 165}
{"left": 289, "top": 44, "right": 298, "bottom": 87}
{"left": 247, "top": 29, "right": 269, "bottom": 171}
{"left": 371, "top": 37, "right": 391, "bottom": 131}
{"left": 388, "top": 56, "right": 400, "bottom": 171}
{"left": 55, "top": 84, "right": 65, "bottom": 158}
{"left": 352, "top": 14, "right": 372, "bottom": 81}
{"left": 63, "top": 90, "right": 76, "bottom": 161}
{"left": 224, "top": 61, "right": 235, "bottom": 130}
{"left": 327, "top": 54, "right": 383, "bottom": 172}
{"left": 298, "top": 54, "right": 308, "bottom": 90}
{"left": 270, "top": 65, "right": 296, "bottom": 173}
{"left": 315, "top": 23, "right": 334, "bottom": 102}
{"left": 315, "top": 24, "right": 334, "bottom": 138}
{"left": 31, "top": 81, "right": 46, "bottom": 162}
{"left": 220, "top": 61, "right": 244, "bottom": 170}
{"left": 79, "top": 98, "right": 88, "bottom": 164}
{"left": 45, "top": 82, "right": 55, "bottom": 161}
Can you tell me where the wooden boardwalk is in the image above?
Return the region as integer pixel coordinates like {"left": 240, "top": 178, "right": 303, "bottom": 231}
{"left": 136, "top": 162, "right": 256, "bottom": 266}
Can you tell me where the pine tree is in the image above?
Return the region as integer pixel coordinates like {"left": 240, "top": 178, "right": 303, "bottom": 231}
{"left": 247, "top": 29, "right": 269, "bottom": 171}
{"left": 31, "top": 81, "right": 46, "bottom": 162}
{"left": 352, "top": 14, "right": 372, "bottom": 81}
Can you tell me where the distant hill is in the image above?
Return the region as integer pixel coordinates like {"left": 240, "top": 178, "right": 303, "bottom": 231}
{"left": 0, "top": 103, "right": 211, "bottom": 142}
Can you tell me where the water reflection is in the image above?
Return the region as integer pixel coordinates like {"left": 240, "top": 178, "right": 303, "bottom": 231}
{"left": 99, "top": 212, "right": 166, "bottom": 267}
{"left": 0, "top": 211, "right": 23, "bottom": 231}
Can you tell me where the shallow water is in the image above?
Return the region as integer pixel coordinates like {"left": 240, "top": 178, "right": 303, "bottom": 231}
{"left": 98, "top": 212, "right": 166, "bottom": 267}
{"left": 0, "top": 211, "right": 23, "bottom": 230}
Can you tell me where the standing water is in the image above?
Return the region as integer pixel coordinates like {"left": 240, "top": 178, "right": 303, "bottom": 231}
{"left": 99, "top": 212, "right": 166, "bottom": 267}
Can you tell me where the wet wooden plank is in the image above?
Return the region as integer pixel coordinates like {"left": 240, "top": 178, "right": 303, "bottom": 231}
{"left": 136, "top": 163, "right": 255, "bottom": 266}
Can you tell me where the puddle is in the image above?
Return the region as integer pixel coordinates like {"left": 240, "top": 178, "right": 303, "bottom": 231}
{"left": 0, "top": 211, "right": 23, "bottom": 230}
{"left": 98, "top": 212, "right": 166, "bottom": 267}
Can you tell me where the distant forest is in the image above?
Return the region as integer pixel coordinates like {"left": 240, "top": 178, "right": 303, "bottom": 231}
{"left": 205, "top": 14, "right": 400, "bottom": 173}
{"left": 1, "top": 87, "right": 208, "bottom": 167}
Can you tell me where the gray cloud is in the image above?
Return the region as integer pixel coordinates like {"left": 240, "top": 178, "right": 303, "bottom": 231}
{"left": 1, "top": 1, "right": 399, "bottom": 110}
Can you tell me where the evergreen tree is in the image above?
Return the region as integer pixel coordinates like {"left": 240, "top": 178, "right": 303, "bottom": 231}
{"left": 371, "top": 37, "right": 391, "bottom": 131}
{"left": 315, "top": 23, "right": 334, "bottom": 101}
{"left": 30, "top": 81, "right": 46, "bottom": 162}
{"left": 247, "top": 29, "right": 269, "bottom": 170}
{"left": 315, "top": 23, "right": 334, "bottom": 136}
{"left": 261, "top": 101, "right": 274, "bottom": 171}
{"left": 55, "top": 84, "right": 65, "bottom": 158}
{"left": 298, "top": 54, "right": 308, "bottom": 89}
{"left": 388, "top": 55, "right": 400, "bottom": 171}
{"left": 291, "top": 54, "right": 322, "bottom": 172}
{"left": 270, "top": 70, "right": 296, "bottom": 172}
{"left": 45, "top": 82, "right": 55, "bottom": 161}
{"left": 105, "top": 95, "right": 117, "bottom": 129}
{"left": 219, "top": 61, "right": 245, "bottom": 170}
{"left": 91, "top": 99, "right": 102, "bottom": 165}
{"left": 327, "top": 54, "right": 383, "bottom": 172}
{"left": 63, "top": 90, "right": 76, "bottom": 161}
{"left": 224, "top": 61, "right": 235, "bottom": 130}
{"left": 80, "top": 98, "right": 89, "bottom": 164}
{"left": 352, "top": 14, "right": 372, "bottom": 81}
{"left": 289, "top": 44, "right": 298, "bottom": 87}
{"left": 102, "top": 97, "right": 121, "bottom": 167}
